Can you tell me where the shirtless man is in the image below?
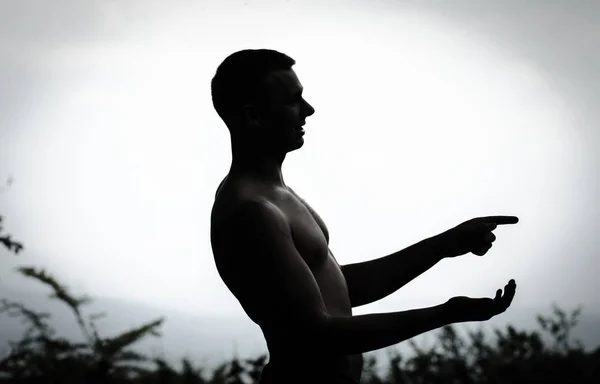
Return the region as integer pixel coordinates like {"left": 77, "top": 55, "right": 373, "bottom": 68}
{"left": 209, "top": 49, "right": 518, "bottom": 384}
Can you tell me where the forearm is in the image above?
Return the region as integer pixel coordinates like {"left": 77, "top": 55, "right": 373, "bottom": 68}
{"left": 342, "top": 235, "right": 446, "bottom": 307}
{"left": 318, "top": 302, "right": 453, "bottom": 355}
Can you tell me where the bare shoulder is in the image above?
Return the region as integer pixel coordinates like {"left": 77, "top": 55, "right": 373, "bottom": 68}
{"left": 211, "top": 195, "right": 282, "bottom": 241}
{"left": 210, "top": 176, "right": 283, "bottom": 246}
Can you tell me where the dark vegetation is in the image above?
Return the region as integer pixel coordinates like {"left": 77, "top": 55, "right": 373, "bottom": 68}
{"left": 1, "top": 214, "right": 599, "bottom": 383}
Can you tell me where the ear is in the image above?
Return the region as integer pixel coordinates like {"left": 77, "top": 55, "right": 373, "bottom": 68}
{"left": 242, "top": 104, "right": 262, "bottom": 128}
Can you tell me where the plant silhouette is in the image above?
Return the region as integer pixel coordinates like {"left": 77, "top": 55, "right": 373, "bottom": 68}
{"left": 0, "top": 216, "right": 24, "bottom": 255}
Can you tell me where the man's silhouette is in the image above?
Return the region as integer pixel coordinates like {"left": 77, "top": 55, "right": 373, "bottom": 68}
{"left": 209, "top": 49, "right": 518, "bottom": 384}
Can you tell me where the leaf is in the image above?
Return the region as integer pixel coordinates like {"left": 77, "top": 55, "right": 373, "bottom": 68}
{"left": 113, "top": 350, "right": 149, "bottom": 363}
{"left": 0, "top": 236, "right": 24, "bottom": 254}
{"left": 17, "top": 267, "right": 90, "bottom": 311}
{"left": 0, "top": 216, "right": 24, "bottom": 255}
{"left": 0, "top": 299, "right": 52, "bottom": 334}
{"left": 100, "top": 318, "right": 164, "bottom": 358}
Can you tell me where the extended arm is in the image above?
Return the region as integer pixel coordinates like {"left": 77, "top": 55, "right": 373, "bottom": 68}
{"left": 340, "top": 215, "right": 519, "bottom": 308}
{"left": 341, "top": 235, "right": 446, "bottom": 308}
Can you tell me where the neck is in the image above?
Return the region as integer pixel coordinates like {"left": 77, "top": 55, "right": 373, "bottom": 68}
{"left": 230, "top": 148, "right": 287, "bottom": 187}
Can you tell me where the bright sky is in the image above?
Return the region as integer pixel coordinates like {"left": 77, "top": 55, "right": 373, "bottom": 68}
{"left": 1, "top": 0, "right": 599, "bottom": 324}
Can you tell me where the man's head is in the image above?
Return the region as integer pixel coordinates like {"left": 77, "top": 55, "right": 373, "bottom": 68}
{"left": 211, "top": 49, "right": 315, "bottom": 155}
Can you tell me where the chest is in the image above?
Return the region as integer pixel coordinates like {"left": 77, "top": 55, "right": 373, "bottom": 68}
{"left": 277, "top": 192, "right": 332, "bottom": 267}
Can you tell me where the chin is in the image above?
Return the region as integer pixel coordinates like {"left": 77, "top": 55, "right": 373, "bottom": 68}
{"left": 287, "top": 139, "right": 304, "bottom": 152}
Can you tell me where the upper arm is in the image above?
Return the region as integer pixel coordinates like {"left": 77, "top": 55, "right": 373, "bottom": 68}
{"left": 211, "top": 200, "right": 330, "bottom": 331}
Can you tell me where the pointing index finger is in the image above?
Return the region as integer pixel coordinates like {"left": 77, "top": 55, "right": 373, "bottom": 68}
{"left": 480, "top": 216, "right": 519, "bottom": 225}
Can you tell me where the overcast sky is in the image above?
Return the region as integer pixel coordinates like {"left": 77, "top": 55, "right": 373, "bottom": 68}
{"left": 1, "top": 0, "right": 599, "bottom": 333}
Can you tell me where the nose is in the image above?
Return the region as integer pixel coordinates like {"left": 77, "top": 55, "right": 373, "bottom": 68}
{"left": 304, "top": 99, "right": 315, "bottom": 117}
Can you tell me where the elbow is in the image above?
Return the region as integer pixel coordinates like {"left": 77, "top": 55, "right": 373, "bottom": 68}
{"left": 266, "top": 313, "right": 340, "bottom": 355}
{"left": 281, "top": 314, "right": 336, "bottom": 355}
{"left": 306, "top": 314, "right": 342, "bottom": 355}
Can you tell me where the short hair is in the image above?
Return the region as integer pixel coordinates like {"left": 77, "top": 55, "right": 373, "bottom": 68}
{"left": 211, "top": 49, "right": 296, "bottom": 125}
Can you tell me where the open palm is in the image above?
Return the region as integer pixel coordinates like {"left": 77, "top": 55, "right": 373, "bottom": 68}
{"left": 446, "top": 279, "right": 517, "bottom": 322}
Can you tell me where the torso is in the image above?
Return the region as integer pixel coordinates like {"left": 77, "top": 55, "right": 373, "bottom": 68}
{"left": 211, "top": 175, "right": 363, "bottom": 382}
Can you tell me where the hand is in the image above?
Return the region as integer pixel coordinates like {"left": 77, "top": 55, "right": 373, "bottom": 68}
{"left": 446, "top": 279, "right": 517, "bottom": 322}
{"left": 438, "top": 216, "right": 519, "bottom": 258}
